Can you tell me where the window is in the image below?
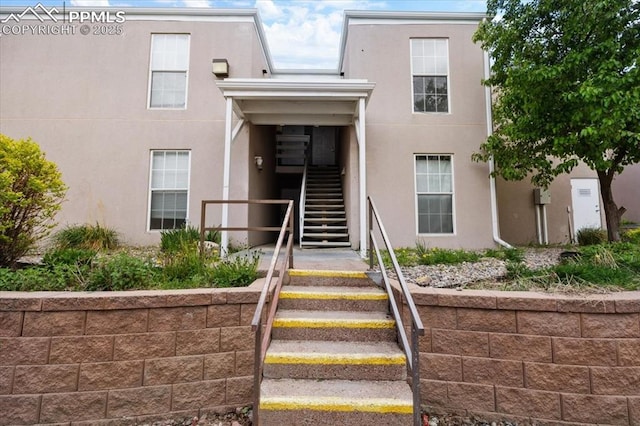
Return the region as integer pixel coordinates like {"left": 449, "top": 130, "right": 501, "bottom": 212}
{"left": 411, "top": 38, "right": 449, "bottom": 113}
{"left": 415, "top": 155, "right": 454, "bottom": 234}
{"left": 149, "top": 34, "right": 190, "bottom": 109}
{"left": 148, "top": 150, "right": 190, "bottom": 230}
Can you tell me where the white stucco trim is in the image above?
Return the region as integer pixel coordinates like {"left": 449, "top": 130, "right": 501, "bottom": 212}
{"left": 357, "top": 98, "right": 367, "bottom": 258}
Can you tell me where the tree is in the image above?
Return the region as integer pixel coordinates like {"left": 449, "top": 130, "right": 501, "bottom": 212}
{"left": 0, "top": 135, "right": 67, "bottom": 267}
{"left": 473, "top": 0, "right": 640, "bottom": 241}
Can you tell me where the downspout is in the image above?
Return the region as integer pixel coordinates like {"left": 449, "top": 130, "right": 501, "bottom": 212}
{"left": 483, "top": 49, "right": 513, "bottom": 249}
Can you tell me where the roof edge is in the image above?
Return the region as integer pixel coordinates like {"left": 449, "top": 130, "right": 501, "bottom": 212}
{"left": 338, "top": 10, "right": 489, "bottom": 72}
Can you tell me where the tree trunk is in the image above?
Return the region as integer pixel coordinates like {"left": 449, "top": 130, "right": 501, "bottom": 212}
{"left": 597, "top": 170, "right": 626, "bottom": 242}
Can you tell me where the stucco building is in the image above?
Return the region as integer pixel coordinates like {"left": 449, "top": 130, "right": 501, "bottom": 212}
{"left": 0, "top": 6, "right": 606, "bottom": 251}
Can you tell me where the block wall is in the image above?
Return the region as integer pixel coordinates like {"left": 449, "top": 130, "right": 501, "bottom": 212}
{"left": 411, "top": 288, "right": 640, "bottom": 425}
{"left": 0, "top": 282, "right": 265, "bottom": 425}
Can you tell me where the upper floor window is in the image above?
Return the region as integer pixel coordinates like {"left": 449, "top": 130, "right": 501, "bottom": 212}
{"left": 411, "top": 38, "right": 449, "bottom": 113}
{"left": 149, "top": 34, "right": 190, "bottom": 109}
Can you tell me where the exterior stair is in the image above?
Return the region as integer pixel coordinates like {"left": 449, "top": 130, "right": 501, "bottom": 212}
{"left": 301, "top": 165, "right": 351, "bottom": 248}
{"left": 258, "top": 270, "right": 414, "bottom": 425}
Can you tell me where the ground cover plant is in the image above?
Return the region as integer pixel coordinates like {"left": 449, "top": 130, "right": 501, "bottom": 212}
{"left": 0, "top": 224, "right": 260, "bottom": 291}
{"left": 381, "top": 235, "right": 640, "bottom": 292}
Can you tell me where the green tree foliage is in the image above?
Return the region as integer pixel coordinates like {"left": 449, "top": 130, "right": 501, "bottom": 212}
{"left": 473, "top": 0, "right": 640, "bottom": 241}
{"left": 0, "top": 135, "right": 67, "bottom": 267}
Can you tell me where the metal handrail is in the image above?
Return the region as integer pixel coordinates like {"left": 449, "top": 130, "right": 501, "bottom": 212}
{"left": 199, "top": 199, "right": 294, "bottom": 425}
{"left": 250, "top": 200, "right": 294, "bottom": 426}
{"left": 368, "top": 197, "right": 425, "bottom": 426}
{"left": 299, "top": 161, "right": 308, "bottom": 246}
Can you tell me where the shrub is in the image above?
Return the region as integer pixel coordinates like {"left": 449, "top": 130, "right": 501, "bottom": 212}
{"left": 53, "top": 223, "right": 119, "bottom": 250}
{"left": 484, "top": 247, "right": 525, "bottom": 263}
{"left": 576, "top": 227, "right": 607, "bottom": 246}
{"left": 0, "top": 135, "right": 67, "bottom": 267}
{"left": 160, "top": 226, "right": 200, "bottom": 253}
{"left": 162, "top": 244, "right": 211, "bottom": 282}
{"left": 622, "top": 228, "right": 640, "bottom": 245}
{"left": 87, "top": 253, "right": 156, "bottom": 291}
{"left": 210, "top": 251, "right": 260, "bottom": 288}
{"left": 42, "top": 247, "right": 96, "bottom": 267}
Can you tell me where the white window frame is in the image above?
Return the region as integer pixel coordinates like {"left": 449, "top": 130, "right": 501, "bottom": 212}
{"left": 147, "top": 33, "right": 190, "bottom": 110}
{"left": 414, "top": 154, "right": 456, "bottom": 236}
{"left": 410, "top": 38, "right": 451, "bottom": 114}
{"left": 147, "top": 150, "right": 191, "bottom": 232}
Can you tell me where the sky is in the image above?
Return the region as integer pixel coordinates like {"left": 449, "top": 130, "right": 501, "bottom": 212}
{"left": 1, "top": 0, "right": 487, "bottom": 68}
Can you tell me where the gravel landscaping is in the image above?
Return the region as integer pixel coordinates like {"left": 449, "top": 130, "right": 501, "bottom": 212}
{"left": 393, "top": 248, "right": 564, "bottom": 289}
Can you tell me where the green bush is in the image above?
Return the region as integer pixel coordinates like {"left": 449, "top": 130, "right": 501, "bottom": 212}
{"left": 0, "top": 264, "right": 77, "bottom": 291}
{"left": 53, "top": 223, "right": 119, "bottom": 250}
{"left": 622, "top": 228, "right": 640, "bottom": 245}
{"left": 484, "top": 247, "right": 525, "bottom": 263}
{"left": 160, "top": 226, "right": 200, "bottom": 253}
{"left": 162, "top": 246, "right": 210, "bottom": 282}
{"left": 42, "top": 247, "right": 96, "bottom": 267}
{"left": 576, "top": 227, "right": 607, "bottom": 246}
{"left": 87, "top": 253, "right": 156, "bottom": 291}
{"left": 210, "top": 252, "right": 260, "bottom": 288}
{"left": 0, "top": 134, "right": 67, "bottom": 267}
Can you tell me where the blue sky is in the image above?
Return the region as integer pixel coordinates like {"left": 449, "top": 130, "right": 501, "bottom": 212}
{"left": 1, "top": 0, "right": 487, "bottom": 68}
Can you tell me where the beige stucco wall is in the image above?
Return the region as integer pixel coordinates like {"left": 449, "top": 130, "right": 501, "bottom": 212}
{"left": 497, "top": 164, "right": 601, "bottom": 246}
{"left": 0, "top": 15, "right": 268, "bottom": 246}
{"left": 342, "top": 21, "right": 495, "bottom": 249}
{"left": 614, "top": 164, "right": 640, "bottom": 224}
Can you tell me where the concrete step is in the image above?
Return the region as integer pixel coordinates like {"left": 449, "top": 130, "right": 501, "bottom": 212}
{"left": 304, "top": 217, "right": 347, "bottom": 223}
{"left": 299, "top": 240, "right": 352, "bottom": 248}
{"left": 304, "top": 210, "right": 346, "bottom": 215}
{"left": 287, "top": 270, "right": 377, "bottom": 287}
{"left": 305, "top": 204, "right": 345, "bottom": 209}
{"left": 272, "top": 309, "right": 397, "bottom": 342}
{"left": 303, "top": 232, "right": 349, "bottom": 239}
{"left": 260, "top": 378, "right": 413, "bottom": 425}
{"left": 263, "top": 340, "right": 406, "bottom": 381}
{"left": 303, "top": 225, "right": 348, "bottom": 231}
{"left": 278, "top": 285, "right": 388, "bottom": 311}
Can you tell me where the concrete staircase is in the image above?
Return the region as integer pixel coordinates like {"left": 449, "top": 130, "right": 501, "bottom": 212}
{"left": 301, "top": 166, "right": 351, "bottom": 248}
{"left": 258, "top": 270, "right": 414, "bottom": 425}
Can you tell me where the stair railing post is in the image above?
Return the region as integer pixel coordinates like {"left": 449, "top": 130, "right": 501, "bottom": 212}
{"left": 289, "top": 200, "right": 294, "bottom": 269}
{"left": 368, "top": 198, "right": 373, "bottom": 269}
{"left": 412, "top": 320, "right": 421, "bottom": 426}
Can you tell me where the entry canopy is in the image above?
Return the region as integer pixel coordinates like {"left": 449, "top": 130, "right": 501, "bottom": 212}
{"left": 216, "top": 78, "right": 376, "bottom": 126}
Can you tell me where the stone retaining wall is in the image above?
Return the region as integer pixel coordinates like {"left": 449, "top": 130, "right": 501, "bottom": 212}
{"left": 3, "top": 282, "right": 640, "bottom": 425}
{"left": 0, "top": 281, "right": 265, "bottom": 425}
{"left": 411, "top": 287, "right": 640, "bottom": 425}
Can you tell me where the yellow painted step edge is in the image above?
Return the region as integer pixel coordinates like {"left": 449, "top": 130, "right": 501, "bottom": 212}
{"left": 264, "top": 352, "right": 406, "bottom": 365}
{"left": 288, "top": 269, "right": 369, "bottom": 279}
{"left": 260, "top": 396, "right": 413, "bottom": 414}
{"left": 280, "top": 290, "right": 387, "bottom": 301}
{"left": 273, "top": 318, "right": 396, "bottom": 329}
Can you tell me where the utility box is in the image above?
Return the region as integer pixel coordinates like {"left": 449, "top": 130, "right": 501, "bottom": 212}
{"left": 534, "top": 188, "right": 551, "bottom": 205}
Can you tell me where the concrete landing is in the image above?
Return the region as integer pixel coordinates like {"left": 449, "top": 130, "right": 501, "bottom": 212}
{"left": 254, "top": 246, "right": 368, "bottom": 272}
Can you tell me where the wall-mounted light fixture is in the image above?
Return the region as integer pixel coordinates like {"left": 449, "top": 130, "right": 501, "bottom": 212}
{"left": 254, "top": 155, "right": 264, "bottom": 171}
{"left": 212, "top": 59, "right": 229, "bottom": 77}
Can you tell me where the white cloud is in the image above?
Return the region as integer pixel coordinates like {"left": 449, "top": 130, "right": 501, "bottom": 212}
{"left": 70, "top": 0, "right": 111, "bottom": 6}
{"left": 257, "top": 1, "right": 362, "bottom": 69}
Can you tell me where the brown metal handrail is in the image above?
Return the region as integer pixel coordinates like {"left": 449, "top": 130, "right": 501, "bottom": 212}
{"left": 368, "top": 197, "right": 425, "bottom": 426}
{"left": 199, "top": 199, "right": 294, "bottom": 426}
